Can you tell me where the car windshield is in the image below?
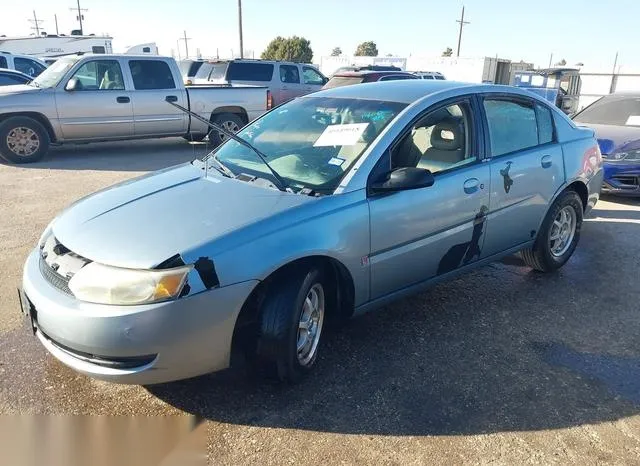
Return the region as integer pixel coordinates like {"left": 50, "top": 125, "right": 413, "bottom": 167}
{"left": 31, "top": 56, "right": 79, "bottom": 88}
{"left": 323, "top": 76, "right": 365, "bottom": 89}
{"left": 212, "top": 96, "right": 407, "bottom": 193}
{"left": 573, "top": 96, "right": 640, "bottom": 126}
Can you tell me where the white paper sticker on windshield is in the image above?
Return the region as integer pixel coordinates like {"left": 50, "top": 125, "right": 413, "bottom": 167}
{"left": 313, "top": 123, "right": 369, "bottom": 147}
{"left": 328, "top": 157, "right": 345, "bottom": 166}
{"left": 625, "top": 115, "right": 640, "bottom": 126}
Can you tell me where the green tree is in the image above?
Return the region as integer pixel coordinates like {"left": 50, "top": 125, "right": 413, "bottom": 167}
{"left": 354, "top": 41, "right": 378, "bottom": 57}
{"left": 331, "top": 47, "right": 342, "bottom": 56}
{"left": 261, "top": 36, "right": 313, "bottom": 63}
{"left": 442, "top": 47, "right": 453, "bottom": 57}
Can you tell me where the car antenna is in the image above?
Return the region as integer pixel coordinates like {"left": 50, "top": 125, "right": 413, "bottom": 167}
{"left": 167, "top": 100, "right": 290, "bottom": 192}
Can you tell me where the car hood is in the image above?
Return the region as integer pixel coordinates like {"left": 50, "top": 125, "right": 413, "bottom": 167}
{"left": 0, "top": 84, "right": 39, "bottom": 96}
{"left": 51, "top": 162, "right": 312, "bottom": 269}
{"left": 579, "top": 123, "right": 640, "bottom": 155}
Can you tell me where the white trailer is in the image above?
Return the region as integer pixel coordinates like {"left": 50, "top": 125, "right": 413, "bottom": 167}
{"left": 0, "top": 34, "right": 113, "bottom": 58}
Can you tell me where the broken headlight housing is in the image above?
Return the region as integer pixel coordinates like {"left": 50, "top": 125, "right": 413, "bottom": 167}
{"left": 68, "top": 262, "right": 192, "bottom": 305}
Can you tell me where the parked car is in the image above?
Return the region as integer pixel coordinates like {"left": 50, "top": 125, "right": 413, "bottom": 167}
{"left": 0, "top": 52, "right": 47, "bottom": 77}
{"left": 512, "top": 68, "right": 581, "bottom": 115}
{"left": 177, "top": 58, "right": 205, "bottom": 85}
{"left": 20, "top": 80, "right": 603, "bottom": 385}
{"left": 191, "top": 59, "right": 327, "bottom": 105}
{"left": 573, "top": 93, "right": 640, "bottom": 196}
{"left": 0, "top": 68, "right": 31, "bottom": 86}
{"left": 413, "top": 71, "right": 446, "bottom": 80}
{"left": 322, "top": 70, "right": 419, "bottom": 89}
{"left": 330, "top": 65, "right": 401, "bottom": 77}
{"left": 0, "top": 54, "right": 270, "bottom": 163}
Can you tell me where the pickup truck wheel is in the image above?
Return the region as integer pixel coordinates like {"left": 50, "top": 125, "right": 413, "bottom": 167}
{"left": 520, "top": 190, "right": 583, "bottom": 272}
{"left": 0, "top": 116, "right": 50, "bottom": 164}
{"left": 208, "top": 113, "right": 245, "bottom": 147}
{"left": 255, "top": 265, "right": 327, "bottom": 383}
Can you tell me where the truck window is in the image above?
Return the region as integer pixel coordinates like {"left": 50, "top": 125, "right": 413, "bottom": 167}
{"left": 302, "top": 66, "right": 325, "bottom": 85}
{"left": 228, "top": 62, "right": 274, "bottom": 81}
{"left": 0, "top": 74, "right": 28, "bottom": 85}
{"left": 0, "top": 56, "right": 7, "bottom": 68}
{"left": 129, "top": 60, "right": 176, "bottom": 90}
{"left": 15, "top": 57, "right": 45, "bottom": 77}
{"left": 92, "top": 46, "right": 106, "bottom": 54}
{"left": 279, "top": 65, "right": 300, "bottom": 84}
{"left": 70, "top": 60, "right": 125, "bottom": 90}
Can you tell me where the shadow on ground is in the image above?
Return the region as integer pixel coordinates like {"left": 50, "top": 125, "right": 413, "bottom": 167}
{"left": 0, "top": 138, "right": 212, "bottom": 172}
{"left": 149, "top": 214, "right": 640, "bottom": 436}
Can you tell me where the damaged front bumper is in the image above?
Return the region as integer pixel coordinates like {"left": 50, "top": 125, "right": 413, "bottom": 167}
{"left": 21, "top": 248, "right": 257, "bottom": 385}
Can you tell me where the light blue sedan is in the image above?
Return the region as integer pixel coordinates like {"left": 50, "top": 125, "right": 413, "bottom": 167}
{"left": 20, "top": 80, "right": 604, "bottom": 385}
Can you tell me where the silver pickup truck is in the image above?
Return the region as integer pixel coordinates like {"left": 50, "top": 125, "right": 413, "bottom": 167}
{"left": 0, "top": 54, "right": 270, "bottom": 163}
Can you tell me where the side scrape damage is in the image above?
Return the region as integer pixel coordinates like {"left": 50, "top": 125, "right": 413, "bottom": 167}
{"left": 194, "top": 257, "right": 220, "bottom": 289}
{"left": 500, "top": 162, "right": 514, "bottom": 194}
{"left": 437, "top": 205, "right": 488, "bottom": 275}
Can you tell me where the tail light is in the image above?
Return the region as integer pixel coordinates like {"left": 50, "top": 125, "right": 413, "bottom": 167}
{"left": 266, "top": 90, "right": 273, "bottom": 110}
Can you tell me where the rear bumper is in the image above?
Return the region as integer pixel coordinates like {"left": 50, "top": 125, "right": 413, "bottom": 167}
{"left": 22, "top": 248, "right": 257, "bottom": 385}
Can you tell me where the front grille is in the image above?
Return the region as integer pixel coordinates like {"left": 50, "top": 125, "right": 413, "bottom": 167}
{"left": 612, "top": 175, "right": 639, "bottom": 188}
{"left": 39, "top": 257, "right": 73, "bottom": 295}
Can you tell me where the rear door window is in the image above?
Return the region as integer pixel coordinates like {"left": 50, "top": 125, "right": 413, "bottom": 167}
{"left": 279, "top": 65, "right": 300, "bottom": 84}
{"left": 228, "top": 62, "right": 274, "bottom": 81}
{"left": 0, "top": 56, "right": 7, "bottom": 68}
{"left": 129, "top": 60, "right": 175, "bottom": 90}
{"left": 483, "top": 98, "right": 539, "bottom": 156}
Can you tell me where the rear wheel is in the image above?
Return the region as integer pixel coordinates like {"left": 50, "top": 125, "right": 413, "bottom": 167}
{"left": 521, "top": 190, "right": 583, "bottom": 272}
{"left": 255, "top": 265, "right": 327, "bottom": 383}
{"left": 207, "top": 113, "right": 245, "bottom": 147}
{"left": 0, "top": 116, "right": 50, "bottom": 164}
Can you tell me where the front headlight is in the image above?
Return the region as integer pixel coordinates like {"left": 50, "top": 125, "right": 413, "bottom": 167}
{"left": 608, "top": 149, "right": 640, "bottom": 162}
{"left": 38, "top": 221, "right": 54, "bottom": 248}
{"left": 68, "top": 262, "right": 192, "bottom": 305}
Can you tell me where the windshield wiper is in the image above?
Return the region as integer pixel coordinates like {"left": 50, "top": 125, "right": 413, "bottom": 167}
{"left": 167, "top": 101, "right": 290, "bottom": 192}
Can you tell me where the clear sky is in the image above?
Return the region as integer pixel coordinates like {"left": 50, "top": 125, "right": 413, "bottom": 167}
{"left": 1, "top": 0, "right": 638, "bottom": 69}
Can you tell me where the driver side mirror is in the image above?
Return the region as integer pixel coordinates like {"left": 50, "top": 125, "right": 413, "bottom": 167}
{"left": 65, "top": 78, "right": 79, "bottom": 91}
{"left": 370, "top": 167, "right": 435, "bottom": 194}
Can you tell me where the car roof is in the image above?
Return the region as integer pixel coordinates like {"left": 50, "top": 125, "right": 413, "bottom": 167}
{"left": 333, "top": 70, "right": 412, "bottom": 77}
{"left": 312, "top": 79, "right": 476, "bottom": 103}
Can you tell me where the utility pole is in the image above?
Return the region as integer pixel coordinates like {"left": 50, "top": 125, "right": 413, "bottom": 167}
{"left": 238, "top": 0, "right": 244, "bottom": 58}
{"left": 456, "top": 6, "right": 470, "bottom": 57}
{"left": 548, "top": 53, "right": 553, "bottom": 68}
{"left": 54, "top": 14, "right": 59, "bottom": 35}
{"left": 179, "top": 31, "right": 191, "bottom": 59}
{"left": 69, "top": 0, "right": 88, "bottom": 35}
{"left": 28, "top": 11, "right": 44, "bottom": 36}
{"left": 610, "top": 51, "right": 619, "bottom": 94}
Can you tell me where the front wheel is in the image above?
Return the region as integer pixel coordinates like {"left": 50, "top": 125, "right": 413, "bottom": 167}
{"left": 255, "top": 266, "right": 327, "bottom": 383}
{"left": 521, "top": 190, "right": 583, "bottom": 272}
{"left": 0, "top": 116, "right": 50, "bottom": 164}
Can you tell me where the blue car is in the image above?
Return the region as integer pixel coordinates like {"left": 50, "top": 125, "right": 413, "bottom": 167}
{"left": 573, "top": 93, "right": 640, "bottom": 196}
{"left": 20, "top": 80, "right": 603, "bottom": 385}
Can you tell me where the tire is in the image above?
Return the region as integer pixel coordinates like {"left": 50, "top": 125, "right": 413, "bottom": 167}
{"left": 255, "top": 265, "right": 328, "bottom": 383}
{"left": 207, "top": 113, "right": 245, "bottom": 147}
{"left": 0, "top": 116, "right": 50, "bottom": 164}
{"left": 521, "top": 190, "right": 583, "bottom": 272}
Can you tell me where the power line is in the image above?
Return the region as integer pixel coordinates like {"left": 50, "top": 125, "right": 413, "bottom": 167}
{"left": 456, "top": 6, "right": 470, "bottom": 57}
{"left": 28, "top": 10, "right": 44, "bottom": 36}
{"left": 69, "top": 0, "right": 88, "bottom": 35}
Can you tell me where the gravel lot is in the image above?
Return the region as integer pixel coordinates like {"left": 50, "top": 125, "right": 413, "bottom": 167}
{"left": 1, "top": 138, "right": 639, "bottom": 465}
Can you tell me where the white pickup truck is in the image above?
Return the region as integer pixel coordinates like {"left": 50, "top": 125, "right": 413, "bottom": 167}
{"left": 0, "top": 54, "right": 270, "bottom": 163}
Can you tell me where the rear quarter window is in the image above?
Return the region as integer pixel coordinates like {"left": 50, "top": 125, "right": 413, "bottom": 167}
{"left": 228, "top": 62, "right": 274, "bottom": 81}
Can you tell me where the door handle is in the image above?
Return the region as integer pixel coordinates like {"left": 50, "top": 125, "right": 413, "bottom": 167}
{"left": 165, "top": 95, "right": 178, "bottom": 103}
{"left": 116, "top": 96, "right": 130, "bottom": 103}
{"left": 463, "top": 178, "right": 480, "bottom": 194}
{"left": 541, "top": 155, "right": 552, "bottom": 168}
